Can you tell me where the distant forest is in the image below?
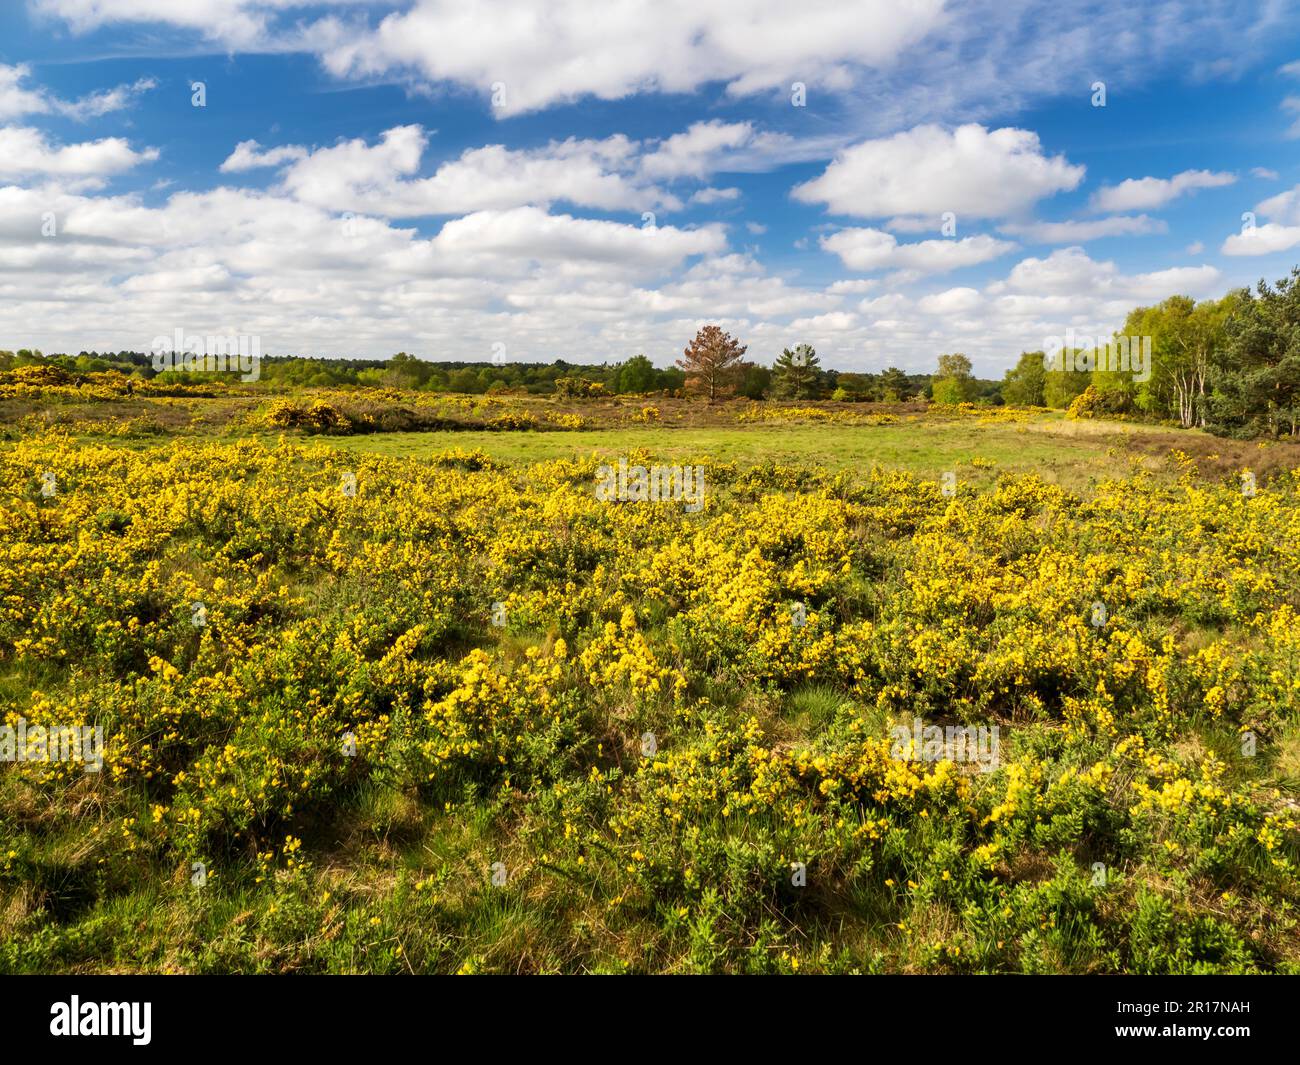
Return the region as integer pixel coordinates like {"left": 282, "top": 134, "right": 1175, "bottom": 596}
{"left": 5, "top": 264, "right": 1300, "bottom": 438}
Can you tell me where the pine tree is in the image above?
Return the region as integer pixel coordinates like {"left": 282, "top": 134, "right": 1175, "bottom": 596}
{"left": 879, "top": 366, "right": 910, "bottom": 401}
{"left": 677, "top": 325, "right": 747, "bottom": 402}
{"left": 772, "top": 344, "right": 821, "bottom": 398}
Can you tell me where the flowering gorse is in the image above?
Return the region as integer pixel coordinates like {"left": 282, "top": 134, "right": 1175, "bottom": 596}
{"left": 1, "top": 430, "right": 1297, "bottom": 973}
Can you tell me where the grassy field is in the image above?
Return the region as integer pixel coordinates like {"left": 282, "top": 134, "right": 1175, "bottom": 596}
{"left": 325, "top": 419, "right": 1131, "bottom": 479}
{"left": 21, "top": 385, "right": 1297, "bottom": 489}
{"left": 2, "top": 390, "right": 1299, "bottom": 974}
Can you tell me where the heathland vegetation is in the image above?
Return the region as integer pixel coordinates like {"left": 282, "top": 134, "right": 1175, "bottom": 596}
{"left": 2, "top": 271, "right": 1300, "bottom": 975}
{"left": 2, "top": 378, "right": 1299, "bottom": 974}
{"left": 6, "top": 268, "right": 1300, "bottom": 439}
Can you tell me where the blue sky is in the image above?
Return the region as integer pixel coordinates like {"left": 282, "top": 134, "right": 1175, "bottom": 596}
{"left": 3, "top": 0, "right": 1300, "bottom": 375}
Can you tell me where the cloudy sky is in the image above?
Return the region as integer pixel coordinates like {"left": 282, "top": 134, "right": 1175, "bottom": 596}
{"left": 3, "top": 0, "right": 1300, "bottom": 375}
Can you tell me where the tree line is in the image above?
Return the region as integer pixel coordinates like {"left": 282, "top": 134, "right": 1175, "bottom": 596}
{"left": 997, "top": 268, "right": 1300, "bottom": 436}
{"left": 0, "top": 343, "right": 940, "bottom": 402}
{"left": 5, "top": 266, "right": 1299, "bottom": 435}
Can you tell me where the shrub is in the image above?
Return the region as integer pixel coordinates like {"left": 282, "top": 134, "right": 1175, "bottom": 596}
{"left": 554, "top": 377, "right": 609, "bottom": 399}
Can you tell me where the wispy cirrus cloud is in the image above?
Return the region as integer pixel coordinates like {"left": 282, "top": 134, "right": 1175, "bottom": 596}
{"left": 0, "top": 62, "right": 155, "bottom": 121}
{"left": 999, "top": 215, "right": 1167, "bottom": 244}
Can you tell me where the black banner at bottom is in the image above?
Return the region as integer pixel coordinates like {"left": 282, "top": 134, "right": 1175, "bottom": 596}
{"left": 0, "top": 974, "right": 1291, "bottom": 1052}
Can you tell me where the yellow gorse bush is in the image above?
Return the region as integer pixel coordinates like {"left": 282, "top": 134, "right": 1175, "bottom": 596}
{"left": 2, "top": 428, "right": 1299, "bottom": 973}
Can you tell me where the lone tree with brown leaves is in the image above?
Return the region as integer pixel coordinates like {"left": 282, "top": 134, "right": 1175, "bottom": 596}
{"left": 677, "top": 324, "right": 747, "bottom": 402}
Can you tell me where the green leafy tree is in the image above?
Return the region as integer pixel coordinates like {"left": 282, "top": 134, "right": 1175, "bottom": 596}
{"left": 931, "top": 352, "right": 978, "bottom": 403}
{"left": 447, "top": 367, "right": 483, "bottom": 393}
{"left": 1001, "top": 351, "right": 1047, "bottom": 406}
{"left": 1090, "top": 342, "right": 1139, "bottom": 413}
{"left": 1123, "top": 297, "right": 1211, "bottom": 427}
{"left": 616, "top": 354, "right": 657, "bottom": 394}
{"left": 737, "top": 361, "right": 772, "bottom": 399}
{"left": 834, "top": 372, "right": 875, "bottom": 400}
{"left": 382, "top": 352, "right": 432, "bottom": 390}
{"left": 659, "top": 366, "right": 686, "bottom": 393}
{"left": 1042, "top": 353, "right": 1091, "bottom": 408}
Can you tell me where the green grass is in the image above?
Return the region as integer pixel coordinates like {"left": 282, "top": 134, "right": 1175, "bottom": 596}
{"left": 273, "top": 417, "right": 1175, "bottom": 492}
{"left": 5, "top": 406, "right": 1300, "bottom": 974}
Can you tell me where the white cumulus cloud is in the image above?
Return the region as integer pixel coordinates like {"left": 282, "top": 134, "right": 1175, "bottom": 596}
{"left": 220, "top": 140, "right": 310, "bottom": 172}
{"left": 1090, "top": 169, "right": 1235, "bottom": 212}
{"left": 312, "top": 0, "right": 946, "bottom": 116}
{"left": 793, "top": 124, "right": 1084, "bottom": 220}
{"left": 820, "top": 227, "right": 1015, "bottom": 275}
{"left": 0, "top": 126, "right": 158, "bottom": 180}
